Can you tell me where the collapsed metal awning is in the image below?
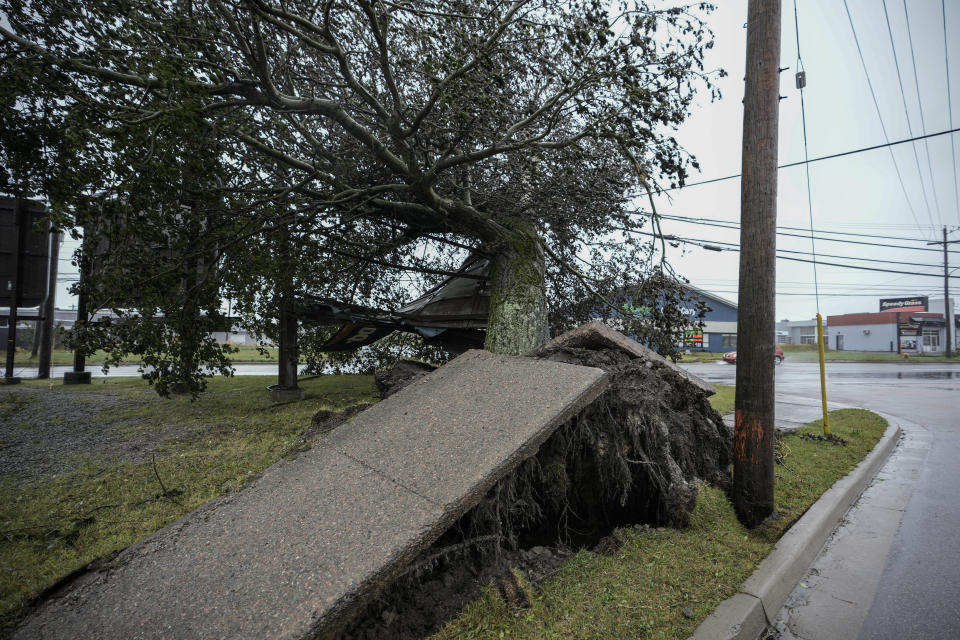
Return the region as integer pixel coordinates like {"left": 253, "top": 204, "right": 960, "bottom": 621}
{"left": 296, "top": 254, "right": 491, "bottom": 352}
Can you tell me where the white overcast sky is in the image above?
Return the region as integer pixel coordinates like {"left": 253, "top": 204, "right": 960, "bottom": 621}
{"left": 653, "top": 0, "right": 959, "bottom": 320}
{"left": 55, "top": 0, "right": 960, "bottom": 319}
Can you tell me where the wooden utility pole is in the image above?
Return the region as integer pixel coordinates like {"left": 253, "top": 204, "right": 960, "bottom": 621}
{"left": 945, "top": 228, "right": 952, "bottom": 359}
{"left": 927, "top": 227, "right": 958, "bottom": 358}
{"left": 734, "top": 0, "right": 782, "bottom": 527}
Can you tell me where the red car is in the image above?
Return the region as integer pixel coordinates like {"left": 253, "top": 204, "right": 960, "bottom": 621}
{"left": 723, "top": 346, "right": 785, "bottom": 365}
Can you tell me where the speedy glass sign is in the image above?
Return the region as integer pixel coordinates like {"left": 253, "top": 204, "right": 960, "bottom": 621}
{"left": 879, "top": 296, "right": 928, "bottom": 313}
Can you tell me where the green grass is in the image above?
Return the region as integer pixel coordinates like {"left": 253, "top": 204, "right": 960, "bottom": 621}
{"left": 677, "top": 351, "right": 725, "bottom": 363}
{"left": 0, "top": 375, "right": 378, "bottom": 630}
{"left": 1, "top": 372, "right": 887, "bottom": 638}
{"left": 428, "top": 409, "right": 888, "bottom": 640}
{"left": 709, "top": 384, "right": 735, "bottom": 414}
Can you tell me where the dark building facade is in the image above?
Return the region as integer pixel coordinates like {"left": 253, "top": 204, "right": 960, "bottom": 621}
{"left": 677, "top": 286, "right": 739, "bottom": 353}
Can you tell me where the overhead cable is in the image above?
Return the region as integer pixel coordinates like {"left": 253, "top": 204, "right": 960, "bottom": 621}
{"left": 630, "top": 229, "right": 959, "bottom": 278}
{"left": 794, "top": 0, "right": 821, "bottom": 314}
{"left": 843, "top": 0, "right": 932, "bottom": 238}
{"left": 656, "top": 231, "right": 953, "bottom": 269}
{"left": 903, "top": 0, "right": 943, "bottom": 227}
{"left": 641, "top": 214, "right": 960, "bottom": 254}
{"left": 650, "top": 212, "right": 934, "bottom": 242}
{"left": 882, "top": 0, "right": 938, "bottom": 228}
{"left": 944, "top": 0, "right": 960, "bottom": 225}
{"left": 659, "top": 126, "right": 960, "bottom": 193}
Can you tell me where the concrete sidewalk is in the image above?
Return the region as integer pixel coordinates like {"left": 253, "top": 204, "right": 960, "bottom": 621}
{"left": 720, "top": 393, "right": 847, "bottom": 432}
{"left": 695, "top": 396, "right": 908, "bottom": 640}
{"left": 768, "top": 413, "right": 930, "bottom": 640}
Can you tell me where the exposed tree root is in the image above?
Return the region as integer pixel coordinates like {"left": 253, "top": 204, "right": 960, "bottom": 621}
{"left": 336, "top": 347, "right": 731, "bottom": 640}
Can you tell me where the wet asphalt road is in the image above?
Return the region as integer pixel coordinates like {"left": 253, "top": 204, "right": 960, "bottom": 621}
{"left": 682, "top": 360, "right": 960, "bottom": 639}
{"left": 8, "top": 362, "right": 288, "bottom": 378}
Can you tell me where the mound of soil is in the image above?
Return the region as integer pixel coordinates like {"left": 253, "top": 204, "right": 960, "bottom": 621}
{"left": 374, "top": 360, "right": 437, "bottom": 398}
{"left": 336, "top": 346, "right": 731, "bottom": 640}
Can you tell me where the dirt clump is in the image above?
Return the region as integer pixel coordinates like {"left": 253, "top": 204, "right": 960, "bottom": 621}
{"left": 374, "top": 360, "right": 437, "bottom": 399}
{"left": 300, "top": 403, "right": 373, "bottom": 442}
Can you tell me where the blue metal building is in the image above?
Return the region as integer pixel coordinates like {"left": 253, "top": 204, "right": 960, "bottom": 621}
{"left": 676, "top": 285, "right": 739, "bottom": 353}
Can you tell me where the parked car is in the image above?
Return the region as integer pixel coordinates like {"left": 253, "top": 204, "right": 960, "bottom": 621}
{"left": 723, "top": 346, "right": 785, "bottom": 364}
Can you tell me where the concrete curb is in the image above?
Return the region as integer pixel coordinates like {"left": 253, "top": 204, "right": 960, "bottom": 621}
{"left": 690, "top": 417, "right": 902, "bottom": 640}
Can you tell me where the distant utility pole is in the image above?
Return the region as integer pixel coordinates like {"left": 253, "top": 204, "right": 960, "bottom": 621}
{"left": 928, "top": 227, "right": 959, "bottom": 358}
{"left": 734, "top": 0, "right": 782, "bottom": 528}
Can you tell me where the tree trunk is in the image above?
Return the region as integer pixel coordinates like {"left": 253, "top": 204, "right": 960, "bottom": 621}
{"left": 484, "top": 225, "right": 549, "bottom": 355}
{"left": 278, "top": 300, "right": 299, "bottom": 390}
{"left": 37, "top": 231, "right": 61, "bottom": 378}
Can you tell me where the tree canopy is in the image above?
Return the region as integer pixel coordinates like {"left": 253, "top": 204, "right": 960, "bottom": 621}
{"left": 1, "top": 0, "right": 722, "bottom": 392}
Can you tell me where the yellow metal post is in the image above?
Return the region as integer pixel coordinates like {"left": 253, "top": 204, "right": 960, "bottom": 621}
{"left": 816, "top": 313, "right": 830, "bottom": 435}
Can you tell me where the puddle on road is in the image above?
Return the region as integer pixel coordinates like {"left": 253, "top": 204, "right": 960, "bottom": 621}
{"left": 830, "top": 371, "right": 960, "bottom": 380}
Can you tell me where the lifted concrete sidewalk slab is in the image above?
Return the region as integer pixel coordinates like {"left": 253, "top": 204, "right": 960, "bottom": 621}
{"left": 14, "top": 350, "right": 608, "bottom": 640}
{"left": 15, "top": 448, "right": 443, "bottom": 640}
{"left": 329, "top": 350, "right": 609, "bottom": 513}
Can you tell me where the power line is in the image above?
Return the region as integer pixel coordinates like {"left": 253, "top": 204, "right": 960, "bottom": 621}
{"left": 843, "top": 0, "right": 931, "bottom": 239}
{"left": 882, "top": 0, "right": 937, "bottom": 229}
{"left": 793, "top": 0, "right": 821, "bottom": 315}
{"left": 679, "top": 234, "right": 950, "bottom": 269}
{"left": 660, "top": 231, "right": 949, "bottom": 268}
{"left": 661, "top": 126, "right": 960, "bottom": 193}
{"left": 945, "top": 0, "right": 960, "bottom": 226}
{"left": 903, "top": 0, "right": 943, "bottom": 227}
{"left": 697, "top": 279, "right": 942, "bottom": 295}
{"left": 777, "top": 248, "right": 943, "bottom": 270}
{"left": 646, "top": 213, "right": 960, "bottom": 254}
{"left": 701, "top": 290, "right": 942, "bottom": 298}
{"left": 632, "top": 229, "right": 959, "bottom": 278}
{"left": 695, "top": 277, "right": 946, "bottom": 288}
{"left": 651, "top": 212, "right": 935, "bottom": 242}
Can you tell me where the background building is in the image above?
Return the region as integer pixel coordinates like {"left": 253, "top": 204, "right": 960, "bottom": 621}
{"left": 929, "top": 298, "right": 958, "bottom": 352}
{"left": 775, "top": 319, "right": 822, "bottom": 345}
{"left": 827, "top": 296, "right": 957, "bottom": 354}
{"left": 678, "top": 286, "right": 739, "bottom": 353}
{"left": 827, "top": 311, "right": 954, "bottom": 354}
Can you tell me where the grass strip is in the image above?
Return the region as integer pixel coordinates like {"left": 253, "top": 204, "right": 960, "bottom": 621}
{"left": 708, "top": 384, "right": 735, "bottom": 415}
{"left": 428, "top": 408, "right": 887, "bottom": 640}
{"left": 0, "top": 375, "right": 378, "bottom": 630}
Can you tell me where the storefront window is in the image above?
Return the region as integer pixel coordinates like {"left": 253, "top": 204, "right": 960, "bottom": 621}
{"left": 722, "top": 334, "right": 737, "bottom": 348}
{"left": 922, "top": 329, "right": 940, "bottom": 348}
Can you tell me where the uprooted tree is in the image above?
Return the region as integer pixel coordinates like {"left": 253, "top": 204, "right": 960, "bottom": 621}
{"left": 1, "top": 0, "right": 723, "bottom": 392}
